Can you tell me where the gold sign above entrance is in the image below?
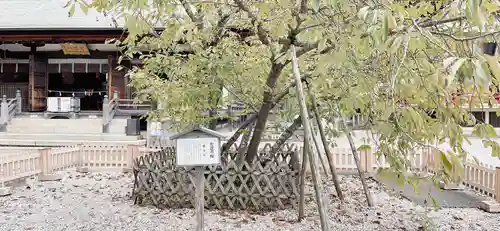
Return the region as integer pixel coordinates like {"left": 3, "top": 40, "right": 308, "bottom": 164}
{"left": 60, "top": 43, "right": 90, "bottom": 55}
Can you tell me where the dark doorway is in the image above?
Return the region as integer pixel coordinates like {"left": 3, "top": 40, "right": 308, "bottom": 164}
{"left": 48, "top": 72, "right": 107, "bottom": 111}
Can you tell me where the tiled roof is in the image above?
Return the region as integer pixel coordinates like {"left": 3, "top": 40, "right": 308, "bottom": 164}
{"left": 0, "top": 0, "right": 124, "bottom": 29}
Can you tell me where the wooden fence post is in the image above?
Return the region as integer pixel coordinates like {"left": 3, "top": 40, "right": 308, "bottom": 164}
{"left": 364, "top": 149, "right": 373, "bottom": 173}
{"left": 0, "top": 159, "right": 12, "bottom": 196}
{"left": 480, "top": 167, "right": 500, "bottom": 212}
{"left": 124, "top": 144, "right": 138, "bottom": 173}
{"left": 76, "top": 145, "right": 89, "bottom": 173}
{"left": 38, "top": 148, "right": 62, "bottom": 181}
{"left": 1, "top": 95, "right": 8, "bottom": 125}
{"left": 496, "top": 167, "right": 500, "bottom": 203}
{"left": 15, "top": 89, "right": 21, "bottom": 114}
{"left": 359, "top": 150, "right": 367, "bottom": 172}
{"left": 421, "top": 147, "right": 428, "bottom": 172}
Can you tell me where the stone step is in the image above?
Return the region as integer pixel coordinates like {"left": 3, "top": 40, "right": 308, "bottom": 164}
{"left": 0, "top": 133, "right": 141, "bottom": 141}
{"left": 0, "top": 139, "right": 146, "bottom": 147}
{"left": 6, "top": 117, "right": 132, "bottom": 135}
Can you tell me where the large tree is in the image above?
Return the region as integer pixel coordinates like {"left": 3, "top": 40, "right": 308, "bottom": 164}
{"left": 73, "top": 0, "right": 500, "bottom": 181}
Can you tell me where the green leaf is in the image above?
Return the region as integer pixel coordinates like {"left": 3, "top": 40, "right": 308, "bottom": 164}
{"left": 68, "top": 3, "right": 76, "bottom": 17}
{"left": 386, "top": 11, "right": 397, "bottom": 30}
{"left": 327, "top": 0, "right": 337, "bottom": 6}
{"left": 431, "top": 197, "right": 439, "bottom": 209}
{"left": 79, "top": 2, "right": 89, "bottom": 15}
{"left": 382, "top": 12, "right": 389, "bottom": 42}
{"left": 318, "top": 39, "right": 327, "bottom": 53}
{"left": 396, "top": 173, "right": 405, "bottom": 186}
{"left": 357, "top": 144, "right": 372, "bottom": 151}
{"left": 485, "top": 55, "right": 500, "bottom": 81}
{"left": 449, "top": 58, "right": 466, "bottom": 77}
{"left": 440, "top": 151, "right": 452, "bottom": 173}
{"left": 473, "top": 59, "right": 489, "bottom": 83}
{"left": 312, "top": 0, "right": 320, "bottom": 12}
{"left": 388, "top": 36, "right": 403, "bottom": 54}
{"left": 466, "top": 0, "right": 486, "bottom": 28}
{"left": 358, "top": 6, "right": 370, "bottom": 21}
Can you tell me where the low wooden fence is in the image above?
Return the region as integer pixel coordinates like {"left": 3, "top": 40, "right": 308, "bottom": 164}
{"left": 2, "top": 138, "right": 499, "bottom": 206}
{"left": 0, "top": 143, "right": 148, "bottom": 189}
{"left": 132, "top": 148, "right": 300, "bottom": 211}
{"left": 426, "top": 151, "right": 500, "bottom": 203}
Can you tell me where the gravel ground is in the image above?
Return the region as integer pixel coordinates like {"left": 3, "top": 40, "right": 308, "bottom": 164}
{"left": 0, "top": 172, "right": 499, "bottom": 231}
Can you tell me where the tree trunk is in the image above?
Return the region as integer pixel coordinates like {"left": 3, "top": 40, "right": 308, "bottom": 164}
{"left": 337, "top": 104, "right": 373, "bottom": 207}
{"left": 237, "top": 122, "right": 253, "bottom": 155}
{"left": 308, "top": 88, "right": 344, "bottom": 201}
{"left": 207, "top": 86, "right": 222, "bottom": 130}
{"left": 235, "top": 122, "right": 254, "bottom": 166}
{"left": 220, "top": 114, "right": 256, "bottom": 154}
{"left": 245, "top": 63, "right": 285, "bottom": 161}
{"left": 208, "top": 108, "right": 218, "bottom": 130}
{"left": 220, "top": 74, "right": 310, "bottom": 154}
{"left": 269, "top": 116, "right": 302, "bottom": 155}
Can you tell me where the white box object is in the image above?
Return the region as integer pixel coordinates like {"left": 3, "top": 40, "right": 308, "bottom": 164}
{"left": 176, "top": 137, "right": 220, "bottom": 166}
{"left": 59, "top": 97, "right": 72, "bottom": 112}
{"left": 46, "top": 97, "right": 81, "bottom": 112}
{"left": 47, "top": 97, "right": 59, "bottom": 112}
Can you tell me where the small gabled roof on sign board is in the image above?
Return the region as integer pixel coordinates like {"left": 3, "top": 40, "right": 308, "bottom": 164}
{"left": 170, "top": 125, "right": 227, "bottom": 140}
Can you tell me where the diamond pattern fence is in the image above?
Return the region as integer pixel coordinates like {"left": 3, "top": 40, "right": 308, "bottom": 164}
{"left": 132, "top": 144, "right": 300, "bottom": 211}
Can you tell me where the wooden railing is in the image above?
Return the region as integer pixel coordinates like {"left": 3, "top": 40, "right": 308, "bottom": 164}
{"left": 4, "top": 138, "right": 500, "bottom": 205}
{"left": 116, "top": 99, "right": 152, "bottom": 113}
{"left": 426, "top": 150, "right": 500, "bottom": 204}
{"left": 0, "top": 142, "right": 149, "bottom": 190}
{"left": 102, "top": 95, "right": 118, "bottom": 133}
{"left": 0, "top": 90, "right": 22, "bottom": 131}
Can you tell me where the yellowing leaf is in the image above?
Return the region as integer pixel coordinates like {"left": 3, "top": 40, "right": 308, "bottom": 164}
{"left": 382, "top": 12, "right": 389, "bottom": 42}
{"left": 440, "top": 151, "right": 452, "bottom": 173}
{"left": 466, "top": 0, "right": 486, "bottom": 28}
{"left": 312, "top": 0, "right": 320, "bottom": 12}
{"left": 79, "top": 2, "right": 89, "bottom": 15}
{"left": 388, "top": 36, "right": 402, "bottom": 54}
{"left": 484, "top": 55, "right": 500, "bottom": 81}
{"left": 386, "top": 11, "right": 397, "bottom": 30}
{"left": 68, "top": 3, "right": 76, "bottom": 17}
{"left": 473, "top": 59, "right": 490, "bottom": 83}
{"left": 358, "top": 6, "right": 370, "bottom": 21}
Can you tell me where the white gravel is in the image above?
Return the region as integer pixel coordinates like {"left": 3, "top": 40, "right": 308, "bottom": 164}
{"left": 0, "top": 171, "right": 499, "bottom": 231}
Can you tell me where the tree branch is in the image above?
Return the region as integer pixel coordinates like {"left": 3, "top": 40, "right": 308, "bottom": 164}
{"left": 269, "top": 115, "right": 303, "bottom": 155}
{"left": 233, "top": 0, "right": 271, "bottom": 45}
{"left": 179, "top": 0, "right": 203, "bottom": 28}
{"left": 431, "top": 30, "right": 500, "bottom": 41}
{"left": 221, "top": 74, "right": 312, "bottom": 154}
{"left": 418, "top": 16, "right": 466, "bottom": 28}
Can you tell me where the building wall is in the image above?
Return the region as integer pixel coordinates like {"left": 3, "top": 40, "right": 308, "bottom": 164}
{"left": 0, "top": 52, "right": 135, "bottom": 111}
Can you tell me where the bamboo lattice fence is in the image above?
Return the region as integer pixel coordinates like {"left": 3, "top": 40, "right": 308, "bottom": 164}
{"left": 132, "top": 144, "right": 300, "bottom": 211}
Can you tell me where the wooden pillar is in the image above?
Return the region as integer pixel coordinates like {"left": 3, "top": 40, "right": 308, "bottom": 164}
{"left": 107, "top": 55, "right": 114, "bottom": 98}
{"left": 107, "top": 55, "right": 126, "bottom": 99}
{"left": 28, "top": 54, "right": 48, "bottom": 112}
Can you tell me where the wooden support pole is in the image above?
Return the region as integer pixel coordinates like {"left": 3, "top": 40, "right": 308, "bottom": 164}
{"left": 191, "top": 167, "right": 205, "bottom": 231}
{"left": 337, "top": 105, "right": 373, "bottom": 207}
{"left": 291, "top": 45, "right": 330, "bottom": 231}
{"left": 311, "top": 126, "right": 329, "bottom": 177}
{"left": 298, "top": 139, "right": 308, "bottom": 221}
{"left": 307, "top": 86, "right": 344, "bottom": 201}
